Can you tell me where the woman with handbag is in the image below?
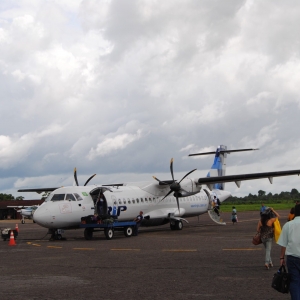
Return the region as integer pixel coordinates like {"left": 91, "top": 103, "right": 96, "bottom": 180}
{"left": 256, "top": 207, "right": 280, "bottom": 269}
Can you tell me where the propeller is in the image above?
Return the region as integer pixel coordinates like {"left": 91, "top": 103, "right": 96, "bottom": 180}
{"left": 74, "top": 168, "right": 96, "bottom": 186}
{"left": 153, "top": 158, "right": 196, "bottom": 212}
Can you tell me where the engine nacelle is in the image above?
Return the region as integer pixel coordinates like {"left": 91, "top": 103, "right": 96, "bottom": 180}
{"left": 176, "top": 178, "right": 201, "bottom": 197}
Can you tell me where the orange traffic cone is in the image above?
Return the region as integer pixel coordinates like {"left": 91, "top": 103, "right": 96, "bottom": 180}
{"left": 15, "top": 224, "right": 19, "bottom": 233}
{"left": 8, "top": 230, "right": 16, "bottom": 246}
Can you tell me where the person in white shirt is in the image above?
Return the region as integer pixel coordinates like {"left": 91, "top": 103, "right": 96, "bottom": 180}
{"left": 277, "top": 204, "right": 300, "bottom": 299}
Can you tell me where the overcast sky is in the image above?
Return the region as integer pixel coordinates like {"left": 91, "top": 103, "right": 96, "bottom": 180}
{"left": 1, "top": 0, "right": 300, "bottom": 200}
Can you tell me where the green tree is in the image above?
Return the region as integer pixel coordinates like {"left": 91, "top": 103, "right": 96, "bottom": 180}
{"left": 291, "top": 188, "right": 299, "bottom": 195}
{"left": 0, "top": 193, "right": 15, "bottom": 201}
{"left": 15, "top": 196, "right": 24, "bottom": 200}
{"left": 258, "top": 190, "right": 266, "bottom": 197}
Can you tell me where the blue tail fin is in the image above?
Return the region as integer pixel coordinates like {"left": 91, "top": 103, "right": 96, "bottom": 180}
{"left": 206, "top": 145, "right": 227, "bottom": 190}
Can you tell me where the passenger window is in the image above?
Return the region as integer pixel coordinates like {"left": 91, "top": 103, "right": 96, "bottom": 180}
{"left": 136, "top": 199, "right": 139, "bottom": 203}
{"left": 141, "top": 198, "right": 144, "bottom": 203}
{"left": 149, "top": 198, "right": 152, "bottom": 202}
{"left": 51, "top": 194, "right": 65, "bottom": 201}
{"left": 118, "top": 200, "right": 122, "bottom": 204}
{"left": 128, "top": 200, "right": 131, "bottom": 204}
{"left": 74, "top": 193, "right": 83, "bottom": 201}
{"left": 123, "top": 200, "right": 127, "bottom": 204}
{"left": 66, "top": 194, "right": 76, "bottom": 201}
{"left": 132, "top": 200, "right": 135, "bottom": 204}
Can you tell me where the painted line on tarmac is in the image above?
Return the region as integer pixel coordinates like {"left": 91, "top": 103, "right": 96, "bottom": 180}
{"left": 223, "top": 248, "right": 262, "bottom": 251}
{"left": 47, "top": 246, "right": 62, "bottom": 249}
{"left": 162, "top": 249, "right": 197, "bottom": 252}
{"left": 111, "top": 249, "right": 141, "bottom": 251}
{"left": 232, "top": 219, "right": 259, "bottom": 223}
{"left": 31, "top": 243, "right": 41, "bottom": 247}
{"left": 73, "top": 248, "right": 95, "bottom": 251}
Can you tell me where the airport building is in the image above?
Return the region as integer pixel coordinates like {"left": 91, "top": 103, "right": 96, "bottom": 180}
{"left": 0, "top": 200, "right": 44, "bottom": 220}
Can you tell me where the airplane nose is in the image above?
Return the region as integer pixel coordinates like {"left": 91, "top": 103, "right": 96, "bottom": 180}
{"left": 33, "top": 206, "right": 49, "bottom": 228}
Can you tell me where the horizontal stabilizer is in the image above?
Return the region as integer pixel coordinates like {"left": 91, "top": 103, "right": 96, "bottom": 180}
{"left": 189, "top": 148, "right": 258, "bottom": 156}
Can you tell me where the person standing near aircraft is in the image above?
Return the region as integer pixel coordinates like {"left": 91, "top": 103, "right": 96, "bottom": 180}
{"left": 133, "top": 211, "right": 143, "bottom": 236}
{"left": 212, "top": 196, "right": 220, "bottom": 216}
{"left": 231, "top": 206, "right": 237, "bottom": 224}
{"left": 97, "top": 193, "right": 106, "bottom": 216}
{"left": 256, "top": 207, "right": 280, "bottom": 269}
{"left": 277, "top": 204, "right": 300, "bottom": 299}
{"left": 287, "top": 207, "right": 295, "bottom": 221}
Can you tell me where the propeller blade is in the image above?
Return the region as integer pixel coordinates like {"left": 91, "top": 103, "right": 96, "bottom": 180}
{"left": 84, "top": 174, "right": 96, "bottom": 186}
{"left": 74, "top": 168, "right": 79, "bottom": 186}
{"left": 175, "top": 195, "right": 180, "bottom": 213}
{"left": 152, "top": 176, "right": 169, "bottom": 185}
{"left": 170, "top": 158, "right": 175, "bottom": 182}
{"left": 178, "top": 168, "right": 197, "bottom": 183}
{"left": 159, "top": 190, "right": 173, "bottom": 203}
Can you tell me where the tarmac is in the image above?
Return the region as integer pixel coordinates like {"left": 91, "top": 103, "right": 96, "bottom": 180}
{"left": 0, "top": 210, "right": 292, "bottom": 300}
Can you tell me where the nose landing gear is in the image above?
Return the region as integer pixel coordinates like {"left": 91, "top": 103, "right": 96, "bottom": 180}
{"left": 48, "top": 229, "right": 66, "bottom": 240}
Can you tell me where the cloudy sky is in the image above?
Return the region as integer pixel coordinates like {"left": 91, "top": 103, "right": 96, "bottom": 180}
{"left": 1, "top": 0, "right": 300, "bottom": 200}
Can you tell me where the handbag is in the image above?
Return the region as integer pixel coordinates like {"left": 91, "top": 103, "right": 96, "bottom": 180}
{"left": 273, "top": 218, "right": 282, "bottom": 242}
{"left": 271, "top": 265, "right": 290, "bottom": 294}
{"left": 252, "top": 232, "right": 262, "bottom": 245}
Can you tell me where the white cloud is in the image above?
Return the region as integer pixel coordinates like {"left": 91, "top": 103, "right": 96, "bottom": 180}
{"left": 88, "top": 129, "right": 143, "bottom": 159}
{"left": 0, "top": 124, "right": 65, "bottom": 169}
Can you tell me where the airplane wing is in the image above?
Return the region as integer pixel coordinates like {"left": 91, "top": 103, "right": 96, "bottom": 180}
{"left": 7, "top": 206, "right": 31, "bottom": 208}
{"left": 17, "top": 188, "right": 59, "bottom": 194}
{"left": 197, "top": 169, "right": 300, "bottom": 189}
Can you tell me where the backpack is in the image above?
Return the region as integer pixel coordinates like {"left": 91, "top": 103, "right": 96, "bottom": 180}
{"left": 217, "top": 198, "right": 221, "bottom": 206}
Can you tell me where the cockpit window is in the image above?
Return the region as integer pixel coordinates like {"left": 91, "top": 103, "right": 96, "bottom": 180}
{"left": 51, "top": 194, "right": 65, "bottom": 201}
{"left": 74, "top": 193, "right": 83, "bottom": 201}
{"left": 66, "top": 194, "right": 76, "bottom": 201}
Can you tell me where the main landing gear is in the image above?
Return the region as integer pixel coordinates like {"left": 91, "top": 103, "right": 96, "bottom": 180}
{"left": 170, "top": 220, "right": 183, "bottom": 231}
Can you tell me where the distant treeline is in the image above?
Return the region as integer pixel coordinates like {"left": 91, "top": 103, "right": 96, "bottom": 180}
{"left": 1, "top": 189, "right": 300, "bottom": 203}
{"left": 224, "top": 188, "right": 300, "bottom": 204}
{"left": 0, "top": 193, "right": 24, "bottom": 201}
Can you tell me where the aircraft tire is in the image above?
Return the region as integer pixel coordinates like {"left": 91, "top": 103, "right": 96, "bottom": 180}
{"left": 21, "top": 220, "right": 25, "bottom": 224}
{"left": 84, "top": 228, "right": 93, "bottom": 240}
{"left": 175, "top": 221, "right": 183, "bottom": 230}
{"left": 104, "top": 228, "right": 114, "bottom": 240}
{"left": 124, "top": 226, "right": 133, "bottom": 237}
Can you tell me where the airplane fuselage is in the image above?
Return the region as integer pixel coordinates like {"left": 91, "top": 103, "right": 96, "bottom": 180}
{"left": 33, "top": 183, "right": 231, "bottom": 230}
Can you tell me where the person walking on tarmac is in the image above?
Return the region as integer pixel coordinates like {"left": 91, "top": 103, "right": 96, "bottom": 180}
{"left": 133, "top": 211, "right": 143, "bottom": 236}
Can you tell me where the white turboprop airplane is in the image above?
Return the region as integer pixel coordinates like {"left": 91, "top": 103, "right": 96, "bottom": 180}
{"left": 7, "top": 205, "right": 39, "bottom": 224}
{"left": 18, "top": 145, "right": 300, "bottom": 239}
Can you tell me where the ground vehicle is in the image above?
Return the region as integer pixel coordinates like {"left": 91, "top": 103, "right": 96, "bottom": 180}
{"left": 1, "top": 228, "right": 18, "bottom": 241}
{"left": 80, "top": 221, "right": 137, "bottom": 240}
